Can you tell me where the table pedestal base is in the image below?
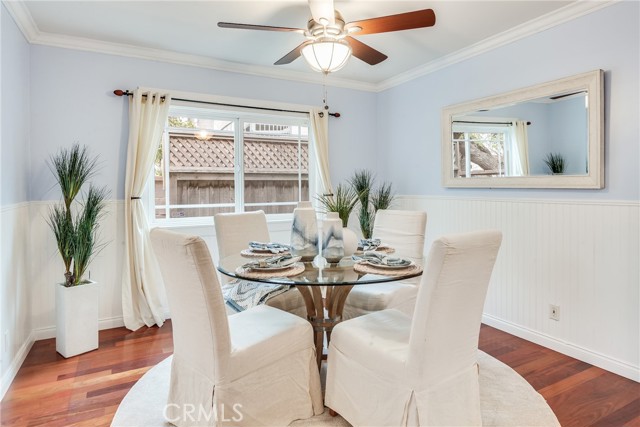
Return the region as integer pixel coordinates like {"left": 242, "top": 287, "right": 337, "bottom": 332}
{"left": 296, "top": 284, "right": 354, "bottom": 370}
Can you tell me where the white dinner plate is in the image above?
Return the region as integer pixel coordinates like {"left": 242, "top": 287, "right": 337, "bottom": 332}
{"left": 363, "top": 259, "right": 413, "bottom": 270}
{"left": 246, "top": 256, "right": 301, "bottom": 271}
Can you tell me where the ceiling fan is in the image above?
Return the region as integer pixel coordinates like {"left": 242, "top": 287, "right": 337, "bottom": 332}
{"left": 218, "top": 0, "right": 436, "bottom": 73}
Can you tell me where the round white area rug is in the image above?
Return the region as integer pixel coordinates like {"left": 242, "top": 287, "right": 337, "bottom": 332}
{"left": 111, "top": 351, "right": 559, "bottom": 427}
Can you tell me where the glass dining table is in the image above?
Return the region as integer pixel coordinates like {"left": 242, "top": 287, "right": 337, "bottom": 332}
{"left": 217, "top": 254, "right": 423, "bottom": 370}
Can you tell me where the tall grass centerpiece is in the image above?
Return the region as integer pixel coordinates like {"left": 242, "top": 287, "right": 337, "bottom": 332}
{"left": 349, "top": 170, "right": 396, "bottom": 239}
{"left": 371, "top": 182, "right": 394, "bottom": 212}
{"left": 349, "top": 170, "right": 375, "bottom": 239}
{"left": 316, "top": 184, "right": 359, "bottom": 227}
{"left": 47, "top": 144, "right": 109, "bottom": 287}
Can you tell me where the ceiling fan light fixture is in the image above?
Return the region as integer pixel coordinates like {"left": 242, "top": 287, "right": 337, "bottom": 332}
{"left": 301, "top": 38, "right": 351, "bottom": 74}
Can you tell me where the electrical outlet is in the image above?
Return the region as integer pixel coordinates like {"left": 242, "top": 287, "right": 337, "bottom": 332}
{"left": 549, "top": 304, "right": 560, "bottom": 321}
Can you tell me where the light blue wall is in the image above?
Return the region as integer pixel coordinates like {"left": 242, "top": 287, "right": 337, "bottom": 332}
{"left": 12, "top": 1, "right": 640, "bottom": 203}
{"left": 28, "top": 46, "right": 377, "bottom": 200}
{"left": 377, "top": 1, "right": 639, "bottom": 200}
{"left": 1, "top": 4, "right": 30, "bottom": 205}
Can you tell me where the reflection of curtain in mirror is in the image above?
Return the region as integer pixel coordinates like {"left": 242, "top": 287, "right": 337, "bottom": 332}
{"left": 509, "top": 121, "right": 530, "bottom": 176}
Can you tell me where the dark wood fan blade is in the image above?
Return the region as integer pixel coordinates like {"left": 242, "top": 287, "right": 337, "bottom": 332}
{"left": 218, "top": 22, "right": 305, "bottom": 33}
{"left": 346, "top": 37, "right": 387, "bottom": 65}
{"left": 346, "top": 9, "right": 436, "bottom": 35}
{"left": 274, "top": 42, "right": 307, "bottom": 65}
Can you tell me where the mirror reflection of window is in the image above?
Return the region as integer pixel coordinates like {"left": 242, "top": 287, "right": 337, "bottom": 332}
{"left": 452, "top": 119, "right": 529, "bottom": 178}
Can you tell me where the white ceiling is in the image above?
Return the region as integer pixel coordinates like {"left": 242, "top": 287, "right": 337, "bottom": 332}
{"left": 6, "top": 1, "right": 612, "bottom": 91}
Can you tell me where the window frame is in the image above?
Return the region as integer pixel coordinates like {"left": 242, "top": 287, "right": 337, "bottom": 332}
{"left": 146, "top": 98, "right": 318, "bottom": 228}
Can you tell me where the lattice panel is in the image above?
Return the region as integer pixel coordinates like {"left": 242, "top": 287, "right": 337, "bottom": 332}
{"left": 170, "top": 136, "right": 235, "bottom": 169}
{"left": 169, "top": 134, "right": 309, "bottom": 173}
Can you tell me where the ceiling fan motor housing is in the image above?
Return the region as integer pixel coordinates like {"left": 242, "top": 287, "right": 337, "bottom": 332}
{"left": 306, "top": 11, "right": 347, "bottom": 38}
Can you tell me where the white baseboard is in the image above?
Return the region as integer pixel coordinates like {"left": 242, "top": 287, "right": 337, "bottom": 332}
{"left": 483, "top": 313, "right": 640, "bottom": 382}
{"left": 32, "top": 316, "right": 126, "bottom": 341}
{"left": 0, "top": 331, "right": 35, "bottom": 401}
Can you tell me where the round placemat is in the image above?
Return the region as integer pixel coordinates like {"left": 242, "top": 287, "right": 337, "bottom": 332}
{"left": 235, "top": 262, "right": 305, "bottom": 279}
{"left": 353, "top": 262, "right": 423, "bottom": 277}
{"left": 354, "top": 246, "right": 395, "bottom": 255}
{"left": 240, "top": 249, "right": 291, "bottom": 258}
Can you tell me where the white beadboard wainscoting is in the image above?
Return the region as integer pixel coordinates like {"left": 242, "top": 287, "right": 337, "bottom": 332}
{"left": 397, "top": 195, "right": 640, "bottom": 381}
{"left": 3, "top": 196, "right": 637, "bottom": 400}
{"left": 29, "top": 201, "right": 128, "bottom": 341}
{"left": 4, "top": 200, "right": 295, "bottom": 399}
{"left": 27, "top": 201, "right": 295, "bottom": 342}
{"left": 1, "top": 202, "right": 32, "bottom": 399}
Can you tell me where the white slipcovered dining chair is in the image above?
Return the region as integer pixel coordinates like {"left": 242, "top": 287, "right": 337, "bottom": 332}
{"left": 326, "top": 230, "right": 502, "bottom": 427}
{"left": 151, "top": 228, "right": 323, "bottom": 427}
{"left": 343, "top": 209, "right": 427, "bottom": 320}
{"left": 214, "top": 210, "right": 307, "bottom": 317}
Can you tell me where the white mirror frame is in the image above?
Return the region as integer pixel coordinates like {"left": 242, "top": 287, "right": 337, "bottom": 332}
{"left": 442, "top": 69, "right": 604, "bottom": 189}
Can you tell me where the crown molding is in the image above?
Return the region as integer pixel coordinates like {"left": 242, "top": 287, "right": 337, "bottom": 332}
{"left": 1, "top": 0, "right": 376, "bottom": 91}
{"left": 3, "top": 0, "right": 619, "bottom": 93}
{"left": 375, "top": 0, "right": 620, "bottom": 92}
{"left": 30, "top": 31, "right": 378, "bottom": 91}
{"left": 2, "top": 0, "right": 38, "bottom": 40}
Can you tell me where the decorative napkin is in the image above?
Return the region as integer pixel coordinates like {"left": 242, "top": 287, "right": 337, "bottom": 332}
{"left": 352, "top": 251, "right": 412, "bottom": 267}
{"left": 241, "top": 254, "right": 298, "bottom": 269}
{"left": 222, "top": 280, "right": 291, "bottom": 312}
{"left": 358, "top": 238, "right": 382, "bottom": 251}
{"left": 248, "top": 241, "right": 291, "bottom": 253}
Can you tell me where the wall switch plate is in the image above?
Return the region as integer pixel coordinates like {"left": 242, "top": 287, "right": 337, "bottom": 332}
{"left": 549, "top": 304, "right": 560, "bottom": 321}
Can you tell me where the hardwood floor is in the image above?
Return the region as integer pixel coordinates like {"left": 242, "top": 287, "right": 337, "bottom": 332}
{"left": 1, "top": 322, "right": 638, "bottom": 426}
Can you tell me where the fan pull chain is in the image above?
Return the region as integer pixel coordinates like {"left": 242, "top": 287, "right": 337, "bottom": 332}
{"left": 322, "top": 74, "right": 330, "bottom": 112}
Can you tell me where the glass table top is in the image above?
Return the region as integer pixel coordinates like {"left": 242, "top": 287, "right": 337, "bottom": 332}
{"left": 217, "top": 254, "right": 423, "bottom": 286}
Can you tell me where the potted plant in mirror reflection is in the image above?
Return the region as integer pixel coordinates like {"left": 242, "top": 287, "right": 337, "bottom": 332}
{"left": 544, "top": 152, "right": 566, "bottom": 175}
{"left": 47, "top": 144, "right": 109, "bottom": 358}
{"left": 349, "top": 170, "right": 395, "bottom": 239}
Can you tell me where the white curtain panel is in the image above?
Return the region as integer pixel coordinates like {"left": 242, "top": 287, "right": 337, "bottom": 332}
{"left": 309, "top": 108, "right": 333, "bottom": 196}
{"left": 122, "top": 89, "right": 171, "bottom": 330}
{"left": 510, "top": 120, "right": 530, "bottom": 176}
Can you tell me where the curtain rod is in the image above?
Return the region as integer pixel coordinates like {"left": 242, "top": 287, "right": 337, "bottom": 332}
{"left": 113, "top": 90, "right": 340, "bottom": 118}
{"left": 453, "top": 120, "right": 532, "bottom": 126}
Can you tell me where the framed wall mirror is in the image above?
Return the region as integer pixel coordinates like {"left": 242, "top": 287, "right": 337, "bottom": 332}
{"left": 442, "top": 70, "right": 604, "bottom": 189}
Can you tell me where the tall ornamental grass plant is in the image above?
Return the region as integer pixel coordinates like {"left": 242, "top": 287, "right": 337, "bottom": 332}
{"left": 47, "top": 144, "right": 109, "bottom": 286}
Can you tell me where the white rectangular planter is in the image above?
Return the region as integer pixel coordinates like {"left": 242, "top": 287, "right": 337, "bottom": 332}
{"left": 56, "top": 280, "right": 99, "bottom": 358}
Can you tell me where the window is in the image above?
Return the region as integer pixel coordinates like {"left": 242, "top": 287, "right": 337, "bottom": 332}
{"left": 152, "top": 104, "right": 312, "bottom": 221}
{"left": 451, "top": 123, "right": 510, "bottom": 177}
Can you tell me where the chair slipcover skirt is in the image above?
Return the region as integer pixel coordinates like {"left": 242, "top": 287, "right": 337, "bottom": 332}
{"left": 326, "top": 230, "right": 502, "bottom": 427}
{"left": 151, "top": 229, "right": 323, "bottom": 427}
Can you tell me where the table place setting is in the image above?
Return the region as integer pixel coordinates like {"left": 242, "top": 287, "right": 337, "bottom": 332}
{"left": 355, "top": 238, "right": 395, "bottom": 254}
{"left": 235, "top": 253, "right": 305, "bottom": 278}
{"left": 240, "top": 241, "right": 292, "bottom": 257}
{"left": 352, "top": 251, "right": 422, "bottom": 276}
